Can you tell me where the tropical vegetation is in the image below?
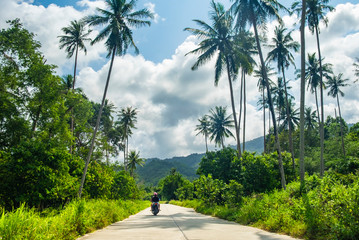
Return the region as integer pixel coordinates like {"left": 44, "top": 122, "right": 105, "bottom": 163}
{"left": 1, "top": 0, "right": 359, "bottom": 239}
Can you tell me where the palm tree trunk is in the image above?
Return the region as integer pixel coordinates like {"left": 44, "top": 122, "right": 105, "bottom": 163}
{"left": 225, "top": 57, "right": 242, "bottom": 158}
{"left": 263, "top": 88, "right": 266, "bottom": 153}
{"left": 70, "top": 45, "right": 79, "bottom": 155}
{"left": 243, "top": 71, "right": 246, "bottom": 152}
{"left": 205, "top": 133, "right": 208, "bottom": 152}
{"left": 299, "top": 0, "right": 306, "bottom": 183}
{"left": 78, "top": 47, "right": 116, "bottom": 198}
{"left": 337, "top": 95, "right": 346, "bottom": 157}
{"left": 73, "top": 45, "right": 79, "bottom": 90}
{"left": 239, "top": 71, "right": 243, "bottom": 152}
{"left": 281, "top": 66, "right": 295, "bottom": 171}
{"left": 315, "top": 25, "right": 325, "bottom": 177}
{"left": 314, "top": 88, "right": 321, "bottom": 124}
{"left": 252, "top": 16, "right": 286, "bottom": 189}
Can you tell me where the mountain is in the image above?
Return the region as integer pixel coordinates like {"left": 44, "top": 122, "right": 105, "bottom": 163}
{"left": 135, "top": 136, "right": 264, "bottom": 186}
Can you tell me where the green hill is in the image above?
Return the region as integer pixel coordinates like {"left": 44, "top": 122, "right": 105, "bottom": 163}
{"left": 135, "top": 136, "right": 264, "bottom": 186}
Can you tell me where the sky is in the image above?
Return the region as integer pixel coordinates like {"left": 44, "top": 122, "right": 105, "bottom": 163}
{"left": 1, "top": 0, "right": 359, "bottom": 160}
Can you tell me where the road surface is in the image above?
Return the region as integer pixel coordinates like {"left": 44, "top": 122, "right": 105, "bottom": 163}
{"left": 78, "top": 204, "right": 300, "bottom": 240}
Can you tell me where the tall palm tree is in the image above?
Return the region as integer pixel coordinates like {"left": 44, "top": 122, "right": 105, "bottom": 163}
{"left": 185, "top": 1, "right": 242, "bottom": 158}
{"left": 59, "top": 20, "right": 92, "bottom": 154}
{"left": 304, "top": 107, "right": 318, "bottom": 131}
{"left": 301, "top": 53, "right": 332, "bottom": 124}
{"left": 78, "top": 0, "right": 153, "bottom": 198}
{"left": 272, "top": 77, "right": 293, "bottom": 130}
{"left": 127, "top": 150, "right": 145, "bottom": 177}
{"left": 58, "top": 20, "right": 92, "bottom": 90}
{"left": 327, "top": 73, "right": 349, "bottom": 157}
{"left": 195, "top": 115, "right": 210, "bottom": 152}
{"left": 299, "top": 0, "right": 307, "bottom": 183}
{"left": 118, "top": 106, "right": 138, "bottom": 169}
{"left": 255, "top": 62, "right": 275, "bottom": 153}
{"left": 267, "top": 24, "right": 299, "bottom": 169}
{"left": 208, "top": 106, "right": 235, "bottom": 149}
{"left": 292, "top": 0, "right": 334, "bottom": 177}
{"left": 235, "top": 31, "right": 257, "bottom": 152}
{"left": 231, "top": 0, "right": 287, "bottom": 189}
{"left": 279, "top": 99, "right": 300, "bottom": 132}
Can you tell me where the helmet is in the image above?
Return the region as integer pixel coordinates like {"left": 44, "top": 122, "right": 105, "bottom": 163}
{"left": 153, "top": 192, "right": 158, "bottom": 196}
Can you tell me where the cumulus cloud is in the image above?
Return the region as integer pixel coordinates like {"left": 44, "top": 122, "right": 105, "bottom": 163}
{"left": 1, "top": 0, "right": 359, "bottom": 160}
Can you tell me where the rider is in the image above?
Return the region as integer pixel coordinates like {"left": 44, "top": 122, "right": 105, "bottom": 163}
{"left": 151, "top": 192, "right": 160, "bottom": 211}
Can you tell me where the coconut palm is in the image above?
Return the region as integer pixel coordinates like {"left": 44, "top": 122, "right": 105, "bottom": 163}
{"left": 279, "top": 99, "right": 300, "bottom": 132}
{"left": 327, "top": 73, "right": 349, "bottom": 157}
{"left": 78, "top": 0, "right": 153, "bottom": 198}
{"left": 267, "top": 24, "right": 299, "bottom": 168}
{"left": 59, "top": 20, "right": 91, "bottom": 154}
{"left": 195, "top": 115, "right": 210, "bottom": 152}
{"left": 235, "top": 31, "right": 257, "bottom": 152}
{"left": 299, "top": 0, "right": 307, "bottom": 183}
{"left": 255, "top": 62, "right": 275, "bottom": 153}
{"left": 304, "top": 107, "right": 318, "bottom": 131}
{"left": 58, "top": 20, "right": 91, "bottom": 89}
{"left": 118, "top": 106, "right": 138, "bottom": 169}
{"left": 301, "top": 53, "right": 332, "bottom": 123}
{"left": 292, "top": 0, "right": 334, "bottom": 177}
{"left": 127, "top": 150, "right": 145, "bottom": 177}
{"left": 185, "top": 1, "right": 242, "bottom": 158}
{"left": 208, "top": 106, "right": 235, "bottom": 149}
{"left": 231, "top": 0, "right": 287, "bottom": 189}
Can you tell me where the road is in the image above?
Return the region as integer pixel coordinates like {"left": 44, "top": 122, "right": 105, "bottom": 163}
{"left": 78, "top": 204, "right": 300, "bottom": 240}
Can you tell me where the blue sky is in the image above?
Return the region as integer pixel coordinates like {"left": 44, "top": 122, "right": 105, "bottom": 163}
{"left": 29, "top": 0, "right": 358, "bottom": 63}
{"left": 1, "top": 0, "right": 359, "bottom": 159}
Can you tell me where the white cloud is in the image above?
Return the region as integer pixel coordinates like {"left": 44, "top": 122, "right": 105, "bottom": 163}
{"left": 144, "top": 2, "right": 165, "bottom": 24}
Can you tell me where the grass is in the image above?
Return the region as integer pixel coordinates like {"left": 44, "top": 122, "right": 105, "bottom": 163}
{"left": 171, "top": 173, "right": 359, "bottom": 240}
{"left": 0, "top": 199, "right": 148, "bottom": 240}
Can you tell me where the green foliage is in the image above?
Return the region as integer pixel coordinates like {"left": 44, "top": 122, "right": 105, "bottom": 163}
{"left": 172, "top": 173, "right": 359, "bottom": 240}
{"left": 158, "top": 169, "right": 190, "bottom": 200}
{"left": 0, "top": 140, "right": 80, "bottom": 210}
{"left": 197, "top": 148, "right": 296, "bottom": 195}
{"left": 111, "top": 171, "right": 141, "bottom": 200}
{"left": 0, "top": 199, "right": 148, "bottom": 240}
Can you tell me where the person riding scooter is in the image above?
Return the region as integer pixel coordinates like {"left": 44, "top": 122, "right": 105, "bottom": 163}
{"left": 150, "top": 192, "right": 160, "bottom": 211}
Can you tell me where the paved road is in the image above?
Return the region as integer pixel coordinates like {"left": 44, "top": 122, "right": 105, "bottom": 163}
{"left": 78, "top": 204, "right": 300, "bottom": 240}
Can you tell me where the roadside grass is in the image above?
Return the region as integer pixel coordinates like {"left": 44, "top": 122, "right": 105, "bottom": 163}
{"left": 171, "top": 173, "right": 359, "bottom": 240}
{"left": 0, "top": 199, "right": 148, "bottom": 240}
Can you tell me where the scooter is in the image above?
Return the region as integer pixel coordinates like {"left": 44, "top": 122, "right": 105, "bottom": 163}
{"left": 151, "top": 202, "right": 160, "bottom": 215}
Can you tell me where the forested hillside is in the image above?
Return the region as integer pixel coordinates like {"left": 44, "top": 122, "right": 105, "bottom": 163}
{"left": 136, "top": 137, "right": 265, "bottom": 186}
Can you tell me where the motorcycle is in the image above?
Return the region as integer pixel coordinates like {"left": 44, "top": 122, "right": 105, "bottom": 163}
{"left": 151, "top": 202, "right": 160, "bottom": 215}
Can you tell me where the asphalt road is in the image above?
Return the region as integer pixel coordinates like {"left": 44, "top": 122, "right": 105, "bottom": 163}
{"left": 78, "top": 204, "right": 300, "bottom": 240}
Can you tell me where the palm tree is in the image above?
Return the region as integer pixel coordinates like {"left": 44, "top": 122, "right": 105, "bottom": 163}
{"left": 301, "top": 53, "right": 332, "bottom": 124}
{"left": 58, "top": 20, "right": 92, "bottom": 90}
{"left": 272, "top": 77, "right": 293, "bottom": 130}
{"left": 235, "top": 31, "right": 257, "bottom": 152}
{"left": 78, "top": 0, "right": 153, "bottom": 198}
{"left": 59, "top": 20, "right": 91, "bottom": 154}
{"left": 304, "top": 107, "right": 318, "bottom": 131}
{"left": 231, "top": 0, "right": 287, "bottom": 189}
{"left": 195, "top": 115, "right": 210, "bottom": 152}
{"left": 208, "top": 106, "right": 235, "bottom": 149}
{"left": 279, "top": 99, "right": 300, "bottom": 132}
{"left": 292, "top": 0, "right": 334, "bottom": 177}
{"left": 255, "top": 62, "right": 275, "bottom": 153}
{"left": 327, "top": 73, "right": 349, "bottom": 157}
{"left": 354, "top": 57, "right": 359, "bottom": 83}
{"left": 267, "top": 24, "right": 299, "bottom": 169}
{"left": 127, "top": 150, "right": 145, "bottom": 177}
{"left": 299, "top": 0, "right": 307, "bottom": 183}
{"left": 185, "top": 1, "right": 242, "bottom": 158}
{"left": 118, "top": 106, "right": 138, "bottom": 169}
